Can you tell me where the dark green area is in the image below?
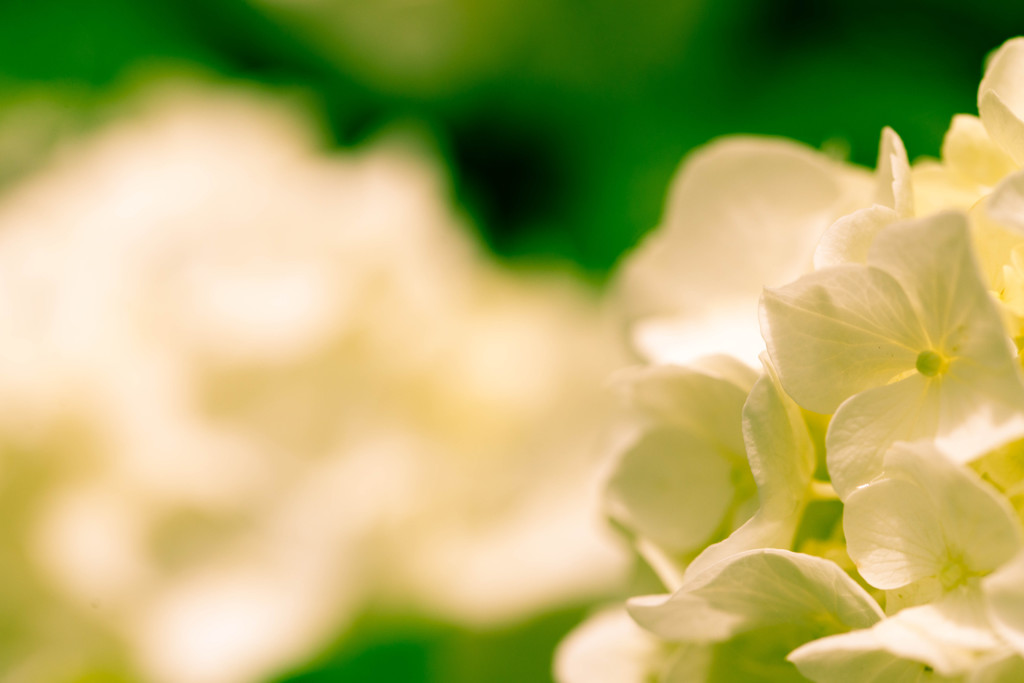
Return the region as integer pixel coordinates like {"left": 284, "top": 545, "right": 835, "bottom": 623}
{"left": 273, "top": 606, "right": 589, "bottom": 683}
{"left": 2, "top": 0, "right": 1024, "bottom": 274}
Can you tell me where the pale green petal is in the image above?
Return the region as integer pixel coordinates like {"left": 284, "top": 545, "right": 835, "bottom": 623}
{"left": 793, "top": 594, "right": 995, "bottom": 680}
{"left": 703, "top": 626, "right": 812, "bottom": 682}
{"left": 986, "top": 168, "right": 1024, "bottom": 235}
{"left": 979, "top": 37, "right": 1024, "bottom": 165}
{"left": 876, "top": 127, "right": 915, "bottom": 217}
{"left": 606, "top": 426, "right": 734, "bottom": 555}
{"left": 618, "top": 137, "right": 871, "bottom": 348}
{"left": 660, "top": 643, "right": 713, "bottom": 683}
{"left": 813, "top": 204, "right": 899, "bottom": 269}
{"left": 627, "top": 548, "right": 883, "bottom": 643}
{"left": 969, "top": 199, "right": 1024, "bottom": 292}
{"left": 554, "top": 607, "right": 669, "bottom": 683}
{"left": 760, "top": 265, "right": 926, "bottom": 414}
{"left": 682, "top": 368, "right": 816, "bottom": 578}
{"left": 843, "top": 442, "right": 1023, "bottom": 588}
{"left": 616, "top": 364, "right": 750, "bottom": 465}
{"left": 968, "top": 653, "right": 1024, "bottom": 683}
{"left": 743, "top": 366, "right": 816, "bottom": 517}
{"left": 876, "top": 596, "right": 1002, "bottom": 674}
{"left": 789, "top": 629, "right": 957, "bottom": 683}
{"left": 607, "top": 366, "right": 755, "bottom": 559}
{"left": 912, "top": 161, "right": 988, "bottom": 216}
{"left": 942, "top": 114, "right": 1018, "bottom": 188}
{"left": 982, "top": 550, "right": 1024, "bottom": 657}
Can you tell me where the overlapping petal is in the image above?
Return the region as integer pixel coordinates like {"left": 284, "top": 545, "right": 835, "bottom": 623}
{"left": 620, "top": 136, "right": 870, "bottom": 366}
{"left": 844, "top": 442, "right": 1023, "bottom": 591}
{"left": 627, "top": 549, "right": 882, "bottom": 643}
{"left": 764, "top": 212, "right": 1024, "bottom": 495}
{"left": 979, "top": 37, "right": 1024, "bottom": 166}
{"left": 605, "top": 364, "right": 753, "bottom": 563}
{"left": 681, "top": 365, "right": 815, "bottom": 578}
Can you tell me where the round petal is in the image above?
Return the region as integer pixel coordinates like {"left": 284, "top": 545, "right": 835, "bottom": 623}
{"left": 619, "top": 136, "right": 871, "bottom": 363}
{"left": 606, "top": 426, "right": 735, "bottom": 555}
{"left": 760, "top": 265, "right": 926, "bottom": 414}
{"left": 813, "top": 204, "right": 899, "bottom": 269}
{"left": 845, "top": 442, "right": 1023, "bottom": 590}
{"left": 978, "top": 37, "right": 1024, "bottom": 166}
{"left": 942, "top": 114, "right": 1017, "bottom": 188}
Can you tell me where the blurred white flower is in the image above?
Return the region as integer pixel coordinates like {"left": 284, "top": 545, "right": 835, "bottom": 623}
{"left": 0, "top": 81, "right": 629, "bottom": 682}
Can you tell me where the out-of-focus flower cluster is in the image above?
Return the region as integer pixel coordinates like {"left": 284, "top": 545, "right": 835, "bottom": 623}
{"left": 558, "top": 37, "right": 1024, "bottom": 682}
{"left": 0, "top": 81, "right": 630, "bottom": 682}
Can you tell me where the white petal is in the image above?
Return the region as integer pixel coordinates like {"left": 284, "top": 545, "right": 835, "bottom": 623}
{"left": 618, "top": 136, "right": 870, "bottom": 344}
{"left": 875, "top": 127, "right": 914, "bottom": 217}
{"left": 843, "top": 469, "right": 947, "bottom": 589}
{"left": 843, "top": 442, "right": 1023, "bottom": 588}
{"left": 743, "top": 367, "right": 816, "bottom": 517}
{"left": 789, "top": 629, "right": 954, "bottom": 683}
{"left": 813, "top": 204, "right": 899, "bottom": 269}
{"left": 627, "top": 548, "right": 883, "bottom": 643}
{"left": 986, "top": 168, "right": 1024, "bottom": 235}
{"left": 875, "top": 596, "right": 1002, "bottom": 674}
{"left": 760, "top": 265, "right": 927, "bottom": 414}
{"left": 681, "top": 370, "right": 816, "bottom": 579}
{"left": 979, "top": 37, "right": 1024, "bottom": 165}
{"left": 983, "top": 550, "right": 1024, "bottom": 657}
{"left": 969, "top": 198, "right": 1024, "bottom": 291}
{"left": 825, "top": 375, "right": 939, "bottom": 499}
{"left": 606, "top": 426, "right": 735, "bottom": 555}
{"left": 617, "top": 364, "right": 750, "bottom": 462}
{"left": 554, "top": 607, "right": 669, "bottom": 683}
{"left": 793, "top": 590, "right": 998, "bottom": 681}
{"left": 866, "top": 212, "right": 994, "bottom": 350}
{"left": 911, "top": 161, "right": 986, "bottom": 216}
{"left": 942, "top": 114, "right": 1017, "bottom": 188}
{"left": 631, "top": 307, "right": 764, "bottom": 369}
{"left": 867, "top": 212, "right": 1024, "bottom": 464}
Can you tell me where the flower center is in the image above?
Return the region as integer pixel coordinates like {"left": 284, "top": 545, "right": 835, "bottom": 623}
{"left": 939, "top": 554, "right": 970, "bottom": 591}
{"left": 915, "top": 350, "right": 947, "bottom": 377}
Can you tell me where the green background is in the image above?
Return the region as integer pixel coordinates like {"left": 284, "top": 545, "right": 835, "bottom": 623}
{"left": 3, "top": 1, "right": 1024, "bottom": 680}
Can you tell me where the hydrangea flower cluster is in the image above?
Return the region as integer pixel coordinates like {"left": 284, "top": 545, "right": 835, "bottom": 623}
{"left": 558, "top": 37, "right": 1024, "bottom": 682}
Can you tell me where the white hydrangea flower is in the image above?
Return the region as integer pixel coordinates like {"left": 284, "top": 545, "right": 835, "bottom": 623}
{"left": 560, "top": 35, "right": 1024, "bottom": 683}
{"left": 761, "top": 211, "right": 1024, "bottom": 498}
{"left": 789, "top": 442, "right": 1024, "bottom": 679}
